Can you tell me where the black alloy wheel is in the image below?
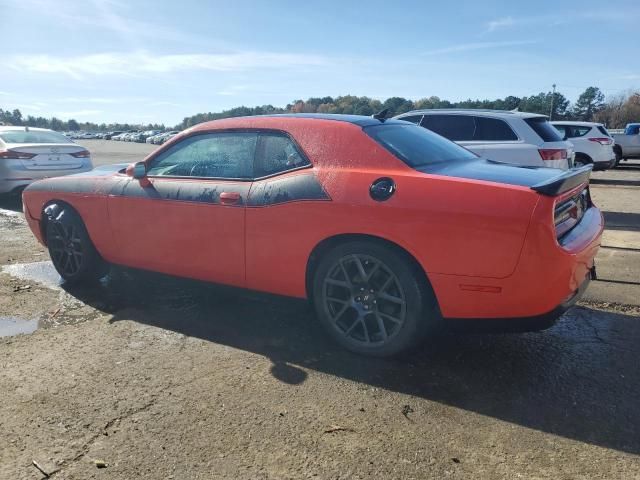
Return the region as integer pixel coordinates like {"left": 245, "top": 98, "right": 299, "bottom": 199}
{"left": 313, "top": 241, "right": 438, "bottom": 356}
{"left": 45, "top": 204, "right": 106, "bottom": 283}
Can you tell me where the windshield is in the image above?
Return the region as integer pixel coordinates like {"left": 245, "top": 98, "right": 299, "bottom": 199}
{"left": 364, "top": 123, "right": 478, "bottom": 168}
{"left": 0, "top": 130, "right": 73, "bottom": 144}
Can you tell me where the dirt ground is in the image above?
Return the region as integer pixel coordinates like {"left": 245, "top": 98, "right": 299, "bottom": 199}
{"left": 0, "top": 142, "right": 639, "bottom": 479}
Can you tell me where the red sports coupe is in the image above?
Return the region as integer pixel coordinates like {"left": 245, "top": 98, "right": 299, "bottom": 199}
{"left": 22, "top": 114, "right": 603, "bottom": 356}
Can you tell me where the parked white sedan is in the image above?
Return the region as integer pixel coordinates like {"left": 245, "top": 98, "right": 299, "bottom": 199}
{"left": 551, "top": 121, "right": 616, "bottom": 170}
{"left": 0, "top": 126, "right": 93, "bottom": 195}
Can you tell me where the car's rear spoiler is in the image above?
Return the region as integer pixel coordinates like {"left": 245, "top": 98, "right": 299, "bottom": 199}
{"left": 530, "top": 165, "right": 593, "bottom": 196}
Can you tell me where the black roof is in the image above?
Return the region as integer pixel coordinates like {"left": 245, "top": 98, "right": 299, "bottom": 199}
{"left": 266, "top": 113, "right": 410, "bottom": 127}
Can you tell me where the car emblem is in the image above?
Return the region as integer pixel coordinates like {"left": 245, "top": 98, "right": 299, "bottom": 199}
{"left": 51, "top": 147, "right": 59, "bottom": 153}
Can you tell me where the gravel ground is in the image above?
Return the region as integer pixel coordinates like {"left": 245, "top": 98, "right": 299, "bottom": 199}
{"left": 0, "top": 143, "right": 639, "bottom": 479}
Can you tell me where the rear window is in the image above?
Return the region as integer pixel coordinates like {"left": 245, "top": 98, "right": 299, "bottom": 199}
{"left": 597, "top": 126, "right": 611, "bottom": 137}
{"left": 525, "top": 117, "right": 563, "bottom": 142}
{"left": 0, "top": 130, "right": 72, "bottom": 144}
{"left": 364, "top": 123, "right": 478, "bottom": 168}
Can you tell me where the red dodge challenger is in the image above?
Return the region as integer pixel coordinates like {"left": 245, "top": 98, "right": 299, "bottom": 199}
{"left": 22, "top": 114, "right": 603, "bottom": 356}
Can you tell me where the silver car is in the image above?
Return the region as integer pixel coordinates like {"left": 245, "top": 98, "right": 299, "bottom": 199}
{"left": 0, "top": 126, "right": 93, "bottom": 195}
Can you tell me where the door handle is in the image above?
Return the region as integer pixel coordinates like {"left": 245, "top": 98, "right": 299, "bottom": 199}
{"left": 220, "top": 191, "right": 241, "bottom": 205}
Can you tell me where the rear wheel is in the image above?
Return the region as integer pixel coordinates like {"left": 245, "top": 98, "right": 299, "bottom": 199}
{"left": 312, "top": 241, "right": 439, "bottom": 357}
{"left": 613, "top": 147, "right": 623, "bottom": 168}
{"left": 574, "top": 154, "right": 591, "bottom": 168}
{"left": 44, "top": 204, "right": 107, "bottom": 284}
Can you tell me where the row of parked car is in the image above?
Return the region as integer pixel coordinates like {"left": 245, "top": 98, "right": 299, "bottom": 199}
{"left": 63, "top": 130, "right": 181, "bottom": 145}
{"left": 394, "top": 109, "right": 630, "bottom": 170}
{"left": 108, "top": 130, "right": 181, "bottom": 144}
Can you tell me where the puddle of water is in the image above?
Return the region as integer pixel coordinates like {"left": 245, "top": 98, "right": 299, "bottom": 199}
{"left": 0, "top": 317, "right": 39, "bottom": 337}
{"left": 2, "top": 261, "right": 63, "bottom": 290}
{"left": 0, "top": 208, "right": 21, "bottom": 218}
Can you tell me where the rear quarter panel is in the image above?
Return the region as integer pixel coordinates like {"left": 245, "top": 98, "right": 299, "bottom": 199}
{"left": 245, "top": 121, "right": 539, "bottom": 298}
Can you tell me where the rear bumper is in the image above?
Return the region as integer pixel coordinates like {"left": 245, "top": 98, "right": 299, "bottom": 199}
{"left": 445, "top": 268, "right": 593, "bottom": 332}
{"left": 592, "top": 158, "right": 616, "bottom": 171}
{"left": 0, "top": 160, "right": 93, "bottom": 194}
{"left": 430, "top": 204, "right": 603, "bottom": 320}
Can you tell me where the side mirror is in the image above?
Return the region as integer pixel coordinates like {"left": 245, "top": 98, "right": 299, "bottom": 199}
{"left": 126, "top": 161, "right": 147, "bottom": 179}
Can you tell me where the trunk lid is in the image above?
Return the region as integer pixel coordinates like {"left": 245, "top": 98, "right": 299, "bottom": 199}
{"left": 9, "top": 144, "right": 87, "bottom": 170}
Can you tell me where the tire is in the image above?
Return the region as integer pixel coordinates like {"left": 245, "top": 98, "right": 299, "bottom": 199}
{"left": 614, "top": 149, "right": 622, "bottom": 168}
{"left": 574, "top": 154, "right": 591, "bottom": 168}
{"left": 44, "top": 204, "right": 107, "bottom": 284}
{"left": 312, "top": 240, "right": 439, "bottom": 357}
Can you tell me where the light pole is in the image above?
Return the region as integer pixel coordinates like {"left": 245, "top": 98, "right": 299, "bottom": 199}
{"left": 549, "top": 84, "right": 556, "bottom": 120}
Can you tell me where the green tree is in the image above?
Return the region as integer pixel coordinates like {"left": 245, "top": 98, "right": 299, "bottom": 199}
{"left": 67, "top": 119, "right": 80, "bottom": 131}
{"left": 519, "top": 91, "right": 569, "bottom": 119}
{"left": 572, "top": 87, "right": 605, "bottom": 121}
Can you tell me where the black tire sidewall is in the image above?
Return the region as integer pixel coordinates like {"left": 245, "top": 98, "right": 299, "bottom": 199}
{"left": 45, "top": 205, "right": 103, "bottom": 283}
{"left": 312, "top": 241, "right": 436, "bottom": 357}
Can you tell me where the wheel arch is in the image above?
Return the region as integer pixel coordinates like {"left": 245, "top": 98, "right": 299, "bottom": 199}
{"left": 39, "top": 199, "right": 81, "bottom": 247}
{"left": 574, "top": 152, "right": 593, "bottom": 164}
{"left": 305, "top": 233, "right": 438, "bottom": 303}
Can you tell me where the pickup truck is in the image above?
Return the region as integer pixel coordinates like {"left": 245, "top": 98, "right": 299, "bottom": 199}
{"left": 613, "top": 123, "right": 640, "bottom": 165}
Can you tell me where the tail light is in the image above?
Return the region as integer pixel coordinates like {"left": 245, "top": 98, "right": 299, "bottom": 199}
{"left": 70, "top": 150, "right": 91, "bottom": 158}
{"left": 539, "top": 148, "right": 568, "bottom": 161}
{"left": 554, "top": 187, "right": 590, "bottom": 238}
{"left": 588, "top": 137, "right": 613, "bottom": 146}
{"left": 0, "top": 150, "right": 36, "bottom": 160}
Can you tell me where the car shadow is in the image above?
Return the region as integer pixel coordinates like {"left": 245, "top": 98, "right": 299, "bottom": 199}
{"left": 59, "top": 266, "right": 640, "bottom": 456}
{"left": 602, "top": 211, "right": 640, "bottom": 231}
{"left": 0, "top": 193, "right": 23, "bottom": 213}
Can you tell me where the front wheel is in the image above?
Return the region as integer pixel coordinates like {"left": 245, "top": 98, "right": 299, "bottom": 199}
{"left": 312, "top": 241, "right": 439, "bottom": 357}
{"left": 45, "top": 204, "right": 107, "bottom": 284}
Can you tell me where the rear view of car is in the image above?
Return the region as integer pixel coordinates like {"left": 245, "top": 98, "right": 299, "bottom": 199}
{"left": 552, "top": 121, "right": 615, "bottom": 170}
{"left": 0, "top": 126, "right": 93, "bottom": 195}
{"left": 395, "top": 110, "right": 574, "bottom": 169}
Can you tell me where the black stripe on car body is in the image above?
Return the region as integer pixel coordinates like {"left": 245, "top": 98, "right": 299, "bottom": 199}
{"left": 247, "top": 173, "right": 330, "bottom": 207}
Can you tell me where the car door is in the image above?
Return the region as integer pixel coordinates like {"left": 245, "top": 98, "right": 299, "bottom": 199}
{"left": 107, "top": 131, "right": 257, "bottom": 287}
{"left": 244, "top": 131, "right": 326, "bottom": 296}
{"left": 627, "top": 126, "right": 640, "bottom": 155}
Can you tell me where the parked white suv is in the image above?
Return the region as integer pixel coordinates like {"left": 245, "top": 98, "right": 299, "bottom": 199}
{"left": 551, "top": 121, "right": 615, "bottom": 170}
{"left": 394, "top": 109, "right": 574, "bottom": 169}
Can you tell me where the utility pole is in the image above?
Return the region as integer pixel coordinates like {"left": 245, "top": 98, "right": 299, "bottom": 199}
{"left": 549, "top": 84, "right": 556, "bottom": 120}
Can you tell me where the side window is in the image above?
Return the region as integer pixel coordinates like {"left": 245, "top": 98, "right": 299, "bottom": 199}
{"left": 146, "top": 132, "right": 257, "bottom": 179}
{"left": 554, "top": 124, "right": 568, "bottom": 139}
{"left": 398, "top": 115, "right": 423, "bottom": 125}
{"left": 572, "top": 126, "right": 591, "bottom": 137}
{"left": 473, "top": 117, "right": 518, "bottom": 141}
{"left": 254, "top": 133, "right": 310, "bottom": 177}
{"left": 421, "top": 115, "right": 475, "bottom": 141}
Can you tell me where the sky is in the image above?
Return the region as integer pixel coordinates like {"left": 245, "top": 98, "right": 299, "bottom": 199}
{"left": 2, "top": 0, "right": 639, "bottom": 126}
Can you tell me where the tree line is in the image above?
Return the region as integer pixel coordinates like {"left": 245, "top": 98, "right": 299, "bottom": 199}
{"left": 1, "top": 86, "right": 638, "bottom": 132}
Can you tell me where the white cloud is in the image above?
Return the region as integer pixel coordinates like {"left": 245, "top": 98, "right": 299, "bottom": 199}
{"left": 486, "top": 17, "right": 515, "bottom": 32}
{"left": 147, "top": 101, "right": 181, "bottom": 107}
{"left": 484, "top": 10, "right": 640, "bottom": 33}
{"left": 422, "top": 40, "right": 538, "bottom": 56}
{"left": 10, "top": 51, "right": 331, "bottom": 80}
